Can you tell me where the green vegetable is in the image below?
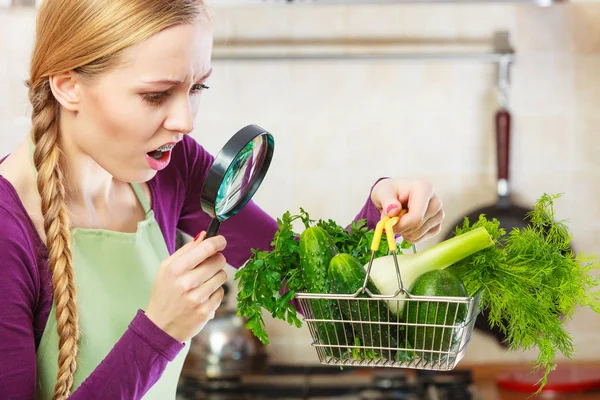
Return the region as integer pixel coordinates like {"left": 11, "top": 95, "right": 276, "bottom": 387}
{"left": 446, "top": 194, "right": 600, "bottom": 393}
{"left": 405, "top": 269, "right": 468, "bottom": 361}
{"left": 234, "top": 210, "right": 306, "bottom": 345}
{"left": 299, "top": 226, "right": 349, "bottom": 357}
{"left": 365, "top": 227, "right": 494, "bottom": 316}
{"left": 235, "top": 208, "right": 395, "bottom": 345}
{"left": 235, "top": 194, "right": 600, "bottom": 396}
{"left": 328, "top": 253, "right": 399, "bottom": 361}
{"left": 316, "top": 218, "right": 396, "bottom": 266}
{"left": 300, "top": 226, "right": 338, "bottom": 293}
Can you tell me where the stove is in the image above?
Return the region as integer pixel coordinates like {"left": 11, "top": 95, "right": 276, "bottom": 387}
{"left": 177, "top": 365, "right": 476, "bottom": 400}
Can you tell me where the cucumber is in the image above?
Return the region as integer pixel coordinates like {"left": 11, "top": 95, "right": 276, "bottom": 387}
{"left": 405, "top": 269, "right": 468, "bottom": 360}
{"left": 299, "top": 226, "right": 350, "bottom": 357}
{"left": 300, "top": 226, "right": 338, "bottom": 293}
{"left": 328, "top": 253, "right": 404, "bottom": 361}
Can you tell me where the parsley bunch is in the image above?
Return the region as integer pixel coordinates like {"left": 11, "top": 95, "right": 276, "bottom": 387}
{"left": 234, "top": 210, "right": 303, "bottom": 345}
{"left": 234, "top": 209, "right": 398, "bottom": 345}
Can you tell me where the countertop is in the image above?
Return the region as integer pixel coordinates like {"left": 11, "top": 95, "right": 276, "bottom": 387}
{"left": 459, "top": 362, "right": 600, "bottom": 400}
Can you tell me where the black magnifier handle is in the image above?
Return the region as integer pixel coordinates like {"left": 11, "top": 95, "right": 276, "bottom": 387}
{"left": 206, "top": 219, "right": 221, "bottom": 239}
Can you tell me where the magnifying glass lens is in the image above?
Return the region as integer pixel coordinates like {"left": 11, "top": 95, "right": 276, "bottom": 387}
{"left": 200, "top": 125, "right": 274, "bottom": 238}
{"left": 215, "top": 136, "right": 267, "bottom": 218}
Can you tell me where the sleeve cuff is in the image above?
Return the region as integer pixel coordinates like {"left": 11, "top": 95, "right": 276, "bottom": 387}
{"left": 129, "top": 309, "right": 185, "bottom": 362}
{"left": 365, "top": 177, "right": 390, "bottom": 230}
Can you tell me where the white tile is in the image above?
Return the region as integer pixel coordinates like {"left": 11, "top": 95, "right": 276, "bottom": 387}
{"left": 509, "top": 114, "right": 575, "bottom": 174}
{"left": 511, "top": 53, "right": 575, "bottom": 117}
{"left": 569, "top": 3, "right": 600, "bottom": 54}
{"left": 456, "top": 5, "right": 517, "bottom": 37}
{"left": 573, "top": 56, "right": 600, "bottom": 116}
{"left": 514, "top": 4, "right": 573, "bottom": 52}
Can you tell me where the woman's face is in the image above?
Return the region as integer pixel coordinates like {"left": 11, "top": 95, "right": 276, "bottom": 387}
{"left": 72, "top": 19, "right": 213, "bottom": 183}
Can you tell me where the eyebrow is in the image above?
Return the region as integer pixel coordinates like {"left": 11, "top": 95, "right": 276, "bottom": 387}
{"left": 140, "top": 68, "right": 213, "bottom": 85}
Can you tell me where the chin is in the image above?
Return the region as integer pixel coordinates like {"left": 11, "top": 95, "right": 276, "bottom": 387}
{"left": 134, "top": 169, "right": 159, "bottom": 184}
{"left": 110, "top": 167, "right": 157, "bottom": 184}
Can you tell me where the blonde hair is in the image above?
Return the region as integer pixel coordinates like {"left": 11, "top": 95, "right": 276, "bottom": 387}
{"left": 27, "top": 1, "right": 211, "bottom": 398}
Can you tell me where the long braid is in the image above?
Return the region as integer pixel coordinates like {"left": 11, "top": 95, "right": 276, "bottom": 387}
{"left": 26, "top": 1, "right": 212, "bottom": 397}
{"left": 28, "top": 78, "right": 79, "bottom": 400}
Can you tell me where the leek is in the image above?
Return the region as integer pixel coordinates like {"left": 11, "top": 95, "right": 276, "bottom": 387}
{"left": 364, "top": 226, "right": 494, "bottom": 315}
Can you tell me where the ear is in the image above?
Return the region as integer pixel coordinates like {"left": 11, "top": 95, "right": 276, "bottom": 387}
{"left": 48, "top": 71, "right": 81, "bottom": 112}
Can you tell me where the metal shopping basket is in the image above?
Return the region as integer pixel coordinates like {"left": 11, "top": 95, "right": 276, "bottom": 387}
{"left": 295, "top": 215, "right": 481, "bottom": 371}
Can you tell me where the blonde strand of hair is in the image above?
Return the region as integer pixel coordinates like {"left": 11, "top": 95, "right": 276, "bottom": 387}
{"left": 29, "top": 79, "right": 80, "bottom": 400}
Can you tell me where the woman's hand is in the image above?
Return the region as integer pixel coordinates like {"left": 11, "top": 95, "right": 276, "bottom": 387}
{"left": 145, "top": 232, "right": 227, "bottom": 342}
{"left": 370, "top": 178, "right": 445, "bottom": 243}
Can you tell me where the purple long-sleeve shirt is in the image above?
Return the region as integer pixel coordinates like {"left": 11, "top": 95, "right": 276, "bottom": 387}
{"left": 0, "top": 135, "right": 383, "bottom": 399}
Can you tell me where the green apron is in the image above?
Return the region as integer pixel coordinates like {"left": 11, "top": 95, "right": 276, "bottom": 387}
{"left": 34, "top": 181, "right": 190, "bottom": 399}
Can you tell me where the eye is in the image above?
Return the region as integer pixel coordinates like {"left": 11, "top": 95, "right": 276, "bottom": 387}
{"left": 141, "top": 84, "right": 209, "bottom": 106}
{"left": 190, "top": 83, "right": 209, "bottom": 95}
{"left": 141, "top": 92, "right": 168, "bottom": 106}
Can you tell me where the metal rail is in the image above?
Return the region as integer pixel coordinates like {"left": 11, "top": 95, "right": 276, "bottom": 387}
{"left": 212, "top": 31, "right": 514, "bottom": 63}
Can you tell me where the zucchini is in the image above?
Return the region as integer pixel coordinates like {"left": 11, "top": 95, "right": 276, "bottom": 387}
{"left": 299, "top": 226, "right": 350, "bottom": 357}
{"left": 405, "top": 269, "right": 468, "bottom": 361}
{"left": 328, "top": 253, "right": 410, "bottom": 361}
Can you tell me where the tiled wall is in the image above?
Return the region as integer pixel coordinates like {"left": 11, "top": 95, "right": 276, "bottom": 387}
{"left": 1, "top": 2, "right": 599, "bottom": 367}
{"left": 206, "top": 2, "right": 600, "bottom": 366}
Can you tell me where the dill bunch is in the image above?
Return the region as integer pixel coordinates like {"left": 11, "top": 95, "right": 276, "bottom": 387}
{"left": 448, "top": 193, "right": 600, "bottom": 393}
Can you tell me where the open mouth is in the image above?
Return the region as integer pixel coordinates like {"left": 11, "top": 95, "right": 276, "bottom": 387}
{"left": 147, "top": 143, "right": 176, "bottom": 160}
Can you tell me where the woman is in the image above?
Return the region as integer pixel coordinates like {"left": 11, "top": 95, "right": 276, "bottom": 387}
{"left": 0, "top": 1, "right": 445, "bottom": 399}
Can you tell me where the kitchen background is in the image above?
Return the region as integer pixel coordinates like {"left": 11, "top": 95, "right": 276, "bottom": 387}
{"left": 1, "top": 0, "right": 599, "bottom": 370}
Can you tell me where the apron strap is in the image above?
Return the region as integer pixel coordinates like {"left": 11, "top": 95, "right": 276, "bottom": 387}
{"left": 130, "top": 183, "right": 152, "bottom": 214}
{"left": 28, "top": 134, "right": 38, "bottom": 177}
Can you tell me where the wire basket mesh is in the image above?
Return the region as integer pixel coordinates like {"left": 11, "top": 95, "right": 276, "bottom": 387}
{"left": 296, "top": 291, "right": 481, "bottom": 370}
{"left": 296, "top": 216, "right": 481, "bottom": 371}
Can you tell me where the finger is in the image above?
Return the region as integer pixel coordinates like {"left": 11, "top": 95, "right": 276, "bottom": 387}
{"left": 375, "top": 180, "right": 404, "bottom": 218}
{"left": 403, "top": 209, "right": 444, "bottom": 243}
{"left": 178, "top": 253, "right": 227, "bottom": 292}
{"left": 188, "top": 269, "right": 228, "bottom": 305}
{"left": 402, "top": 195, "right": 444, "bottom": 236}
{"left": 415, "top": 223, "right": 443, "bottom": 243}
{"left": 198, "top": 286, "right": 225, "bottom": 317}
{"left": 194, "top": 231, "right": 207, "bottom": 242}
{"left": 170, "top": 236, "right": 227, "bottom": 275}
{"left": 405, "top": 208, "right": 444, "bottom": 241}
{"left": 161, "top": 231, "right": 208, "bottom": 270}
{"left": 424, "top": 194, "right": 443, "bottom": 222}
{"left": 396, "top": 182, "right": 434, "bottom": 232}
{"left": 169, "top": 231, "right": 206, "bottom": 259}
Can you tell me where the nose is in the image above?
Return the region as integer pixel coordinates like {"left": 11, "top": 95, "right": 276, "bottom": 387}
{"left": 164, "top": 96, "right": 195, "bottom": 135}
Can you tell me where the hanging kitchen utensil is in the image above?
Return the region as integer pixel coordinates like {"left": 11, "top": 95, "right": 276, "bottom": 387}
{"left": 443, "top": 58, "right": 572, "bottom": 347}
{"left": 446, "top": 106, "right": 532, "bottom": 234}
{"left": 200, "top": 124, "right": 275, "bottom": 238}
{"left": 443, "top": 59, "right": 532, "bottom": 347}
{"left": 446, "top": 57, "right": 533, "bottom": 233}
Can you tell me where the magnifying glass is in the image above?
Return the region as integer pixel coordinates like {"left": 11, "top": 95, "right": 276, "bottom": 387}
{"left": 200, "top": 124, "right": 275, "bottom": 238}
